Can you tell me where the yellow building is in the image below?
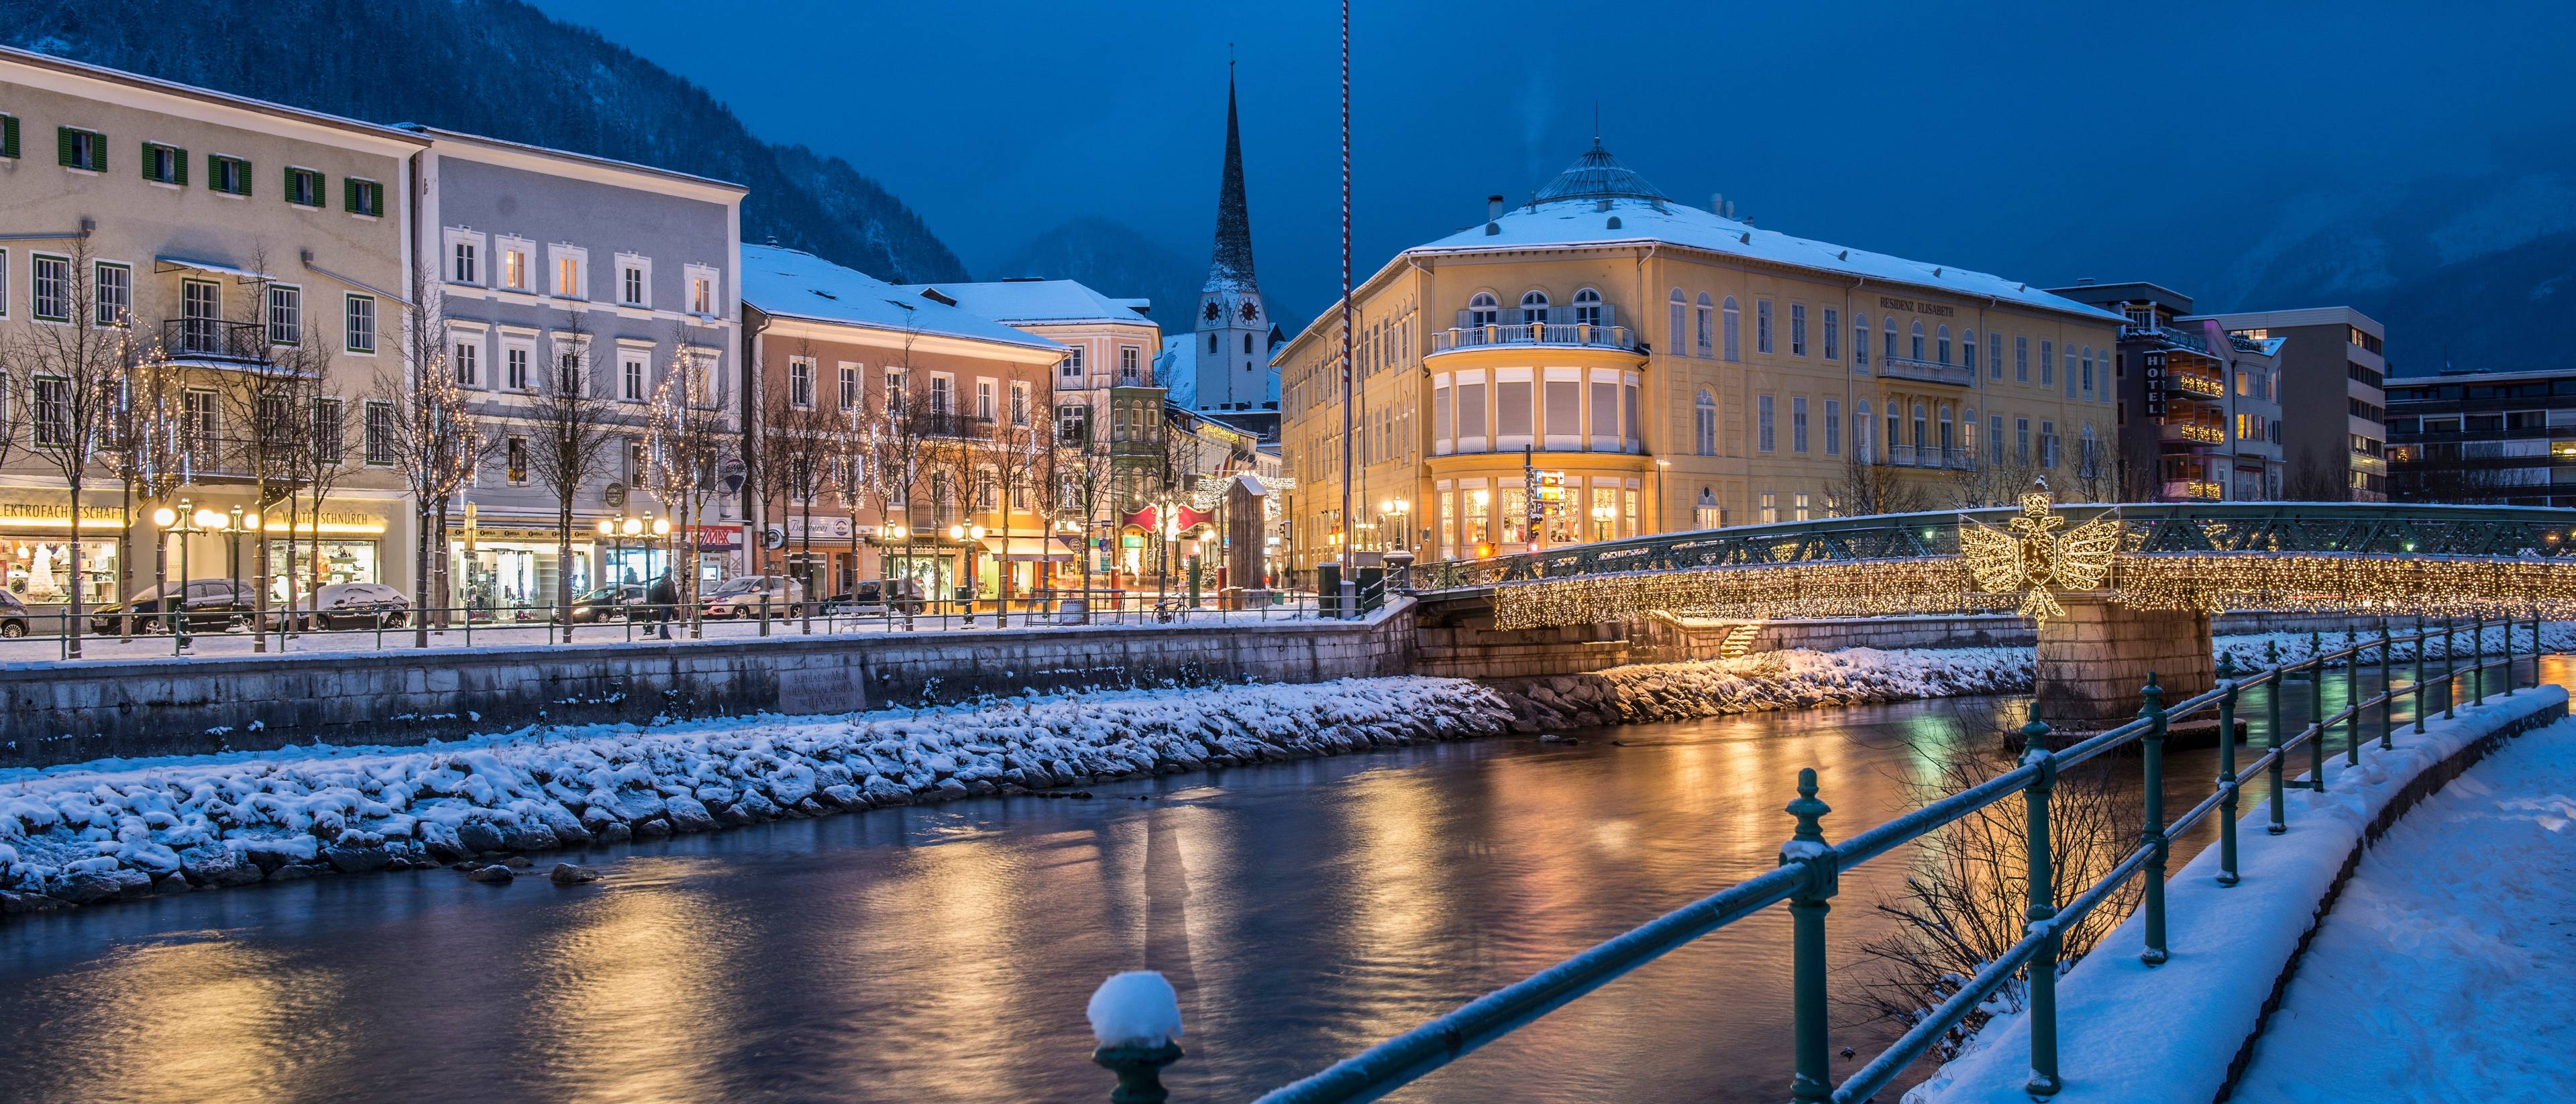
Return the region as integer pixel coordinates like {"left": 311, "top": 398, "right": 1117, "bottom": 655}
{"left": 1278, "top": 142, "right": 2123, "bottom": 573}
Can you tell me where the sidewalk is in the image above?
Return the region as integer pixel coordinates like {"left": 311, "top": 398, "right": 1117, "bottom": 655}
{"left": 2231, "top": 716, "right": 2576, "bottom": 1103}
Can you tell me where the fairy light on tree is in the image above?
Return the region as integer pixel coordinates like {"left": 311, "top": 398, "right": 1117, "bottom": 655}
{"left": 644, "top": 329, "right": 739, "bottom": 639}
{"left": 1, "top": 235, "right": 136, "bottom": 659}
{"left": 384, "top": 280, "right": 493, "bottom": 647}
{"left": 107, "top": 337, "right": 184, "bottom": 642}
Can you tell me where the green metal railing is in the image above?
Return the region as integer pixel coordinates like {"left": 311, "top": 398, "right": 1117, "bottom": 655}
{"left": 1089, "top": 610, "right": 2546, "bottom": 1102}
{"left": 1413, "top": 502, "right": 2576, "bottom": 592}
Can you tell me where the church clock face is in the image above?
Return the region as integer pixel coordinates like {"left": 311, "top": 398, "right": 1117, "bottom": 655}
{"left": 1238, "top": 300, "right": 1259, "bottom": 321}
{"left": 1203, "top": 301, "right": 1222, "bottom": 322}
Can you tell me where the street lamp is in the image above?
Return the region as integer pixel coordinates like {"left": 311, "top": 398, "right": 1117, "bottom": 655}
{"left": 1654, "top": 457, "right": 1670, "bottom": 533}
{"left": 1591, "top": 501, "right": 1617, "bottom": 543}
{"left": 161, "top": 501, "right": 215, "bottom": 651}
{"left": 1379, "top": 496, "right": 1410, "bottom": 552}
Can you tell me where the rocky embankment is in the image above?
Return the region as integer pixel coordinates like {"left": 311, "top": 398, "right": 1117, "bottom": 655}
{"left": 0, "top": 677, "right": 1515, "bottom": 914}
{"left": 1485, "top": 647, "right": 2033, "bottom": 729}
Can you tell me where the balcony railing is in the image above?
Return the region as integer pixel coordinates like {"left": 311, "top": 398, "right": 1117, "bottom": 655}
{"left": 161, "top": 319, "right": 270, "bottom": 367}
{"left": 913, "top": 411, "right": 995, "bottom": 439}
{"left": 1432, "top": 322, "right": 1640, "bottom": 355}
{"left": 2166, "top": 373, "right": 2225, "bottom": 398}
{"left": 1873, "top": 444, "right": 1975, "bottom": 470}
{"left": 1874, "top": 356, "right": 1976, "bottom": 387}
{"left": 2161, "top": 423, "right": 2224, "bottom": 445}
{"left": 2161, "top": 480, "right": 2224, "bottom": 501}
{"left": 2122, "top": 321, "right": 2211, "bottom": 354}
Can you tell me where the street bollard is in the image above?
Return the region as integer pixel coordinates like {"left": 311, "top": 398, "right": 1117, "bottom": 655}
{"left": 1782, "top": 767, "right": 1837, "bottom": 1104}
{"left": 759, "top": 591, "right": 771, "bottom": 638}
{"left": 1088, "top": 972, "right": 1183, "bottom": 1104}
{"left": 2020, "top": 704, "right": 2063, "bottom": 1097}
{"left": 2139, "top": 673, "right": 2170, "bottom": 967}
{"left": 2215, "top": 655, "right": 2241, "bottom": 887}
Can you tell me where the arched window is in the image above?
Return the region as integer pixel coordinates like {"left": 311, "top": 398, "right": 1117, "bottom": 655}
{"left": 1856, "top": 400, "right": 1873, "bottom": 461}
{"left": 1912, "top": 402, "right": 1928, "bottom": 449}
{"left": 1962, "top": 329, "right": 1978, "bottom": 374}
{"left": 1885, "top": 400, "right": 1901, "bottom": 458}
{"left": 1911, "top": 320, "right": 1927, "bottom": 362}
{"left": 1468, "top": 292, "right": 1499, "bottom": 329}
{"left": 1883, "top": 317, "right": 1898, "bottom": 363}
{"left": 1695, "top": 487, "right": 1722, "bottom": 529}
{"left": 1695, "top": 389, "right": 1717, "bottom": 455}
{"left": 1854, "top": 314, "right": 1870, "bottom": 369}
{"left": 1572, "top": 287, "right": 1603, "bottom": 327}
{"left": 1244, "top": 333, "right": 1254, "bottom": 355}
{"left": 1518, "top": 290, "right": 1550, "bottom": 325}
{"left": 1208, "top": 333, "right": 1218, "bottom": 353}
{"left": 1695, "top": 292, "right": 1715, "bottom": 355}
{"left": 1668, "top": 288, "right": 1686, "bottom": 349}
{"left": 1936, "top": 324, "right": 1951, "bottom": 365}
{"left": 1938, "top": 405, "right": 1954, "bottom": 453}
{"left": 2080, "top": 345, "right": 2094, "bottom": 398}
{"left": 1963, "top": 407, "right": 1978, "bottom": 457}
{"left": 1721, "top": 296, "right": 1741, "bottom": 362}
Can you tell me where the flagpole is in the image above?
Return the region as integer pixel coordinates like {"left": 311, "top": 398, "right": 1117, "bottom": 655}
{"left": 1336, "top": 0, "right": 1355, "bottom": 616}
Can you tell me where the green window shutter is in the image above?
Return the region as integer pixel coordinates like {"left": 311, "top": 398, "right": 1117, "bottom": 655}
{"left": 173, "top": 148, "right": 187, "bottom": 186}
{"left": 93, "top": 131, "right": 104, "bottom": 173}
{"left": 368, "top": 180, "right": 383, "bottom": 214}
{"left": 139, "top": 141, "right": 152, "bottom": 180}
{"left": 0, "top": 115, "right": 17, "bottom": 159}
{"left": 235, "top": 158, "right": 250, "bottom": 197}
{"left": 56, "top": 125, "right": 74, "bottom": 167}
{"left": 344, "top": 176, "right": 359, "bottom": 211}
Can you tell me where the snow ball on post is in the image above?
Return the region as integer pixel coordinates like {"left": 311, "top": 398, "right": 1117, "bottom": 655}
{"left": 1087, "top": 970, "right": 1183, "bottom": 1103}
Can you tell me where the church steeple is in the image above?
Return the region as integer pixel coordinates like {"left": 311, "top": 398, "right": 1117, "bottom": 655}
{"left": 1205, "top": 64, "right": 1257, "bottom": 294}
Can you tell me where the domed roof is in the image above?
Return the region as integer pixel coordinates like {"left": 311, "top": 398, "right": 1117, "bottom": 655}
{"left": 1532, "top": 140, "right": 1670, "bottom": 205}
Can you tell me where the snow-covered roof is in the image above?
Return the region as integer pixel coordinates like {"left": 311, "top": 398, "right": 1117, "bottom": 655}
{"left": 1, "top": 44, "right": 430, "bottom": 150}
{"left": 1157, "top": 335, "right": 1197, "bottom": 408}
{"left": 894, "top": 279, "right": 1155, "bottom": 328}
{"left": 400, "top": 123, "right": 745, "bottom": 194}
{"left": 743, "top": 246, "right": 1065, "bottom": 352}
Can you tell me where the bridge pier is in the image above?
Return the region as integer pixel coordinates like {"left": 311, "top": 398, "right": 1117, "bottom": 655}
{"left": 2034, "top": 593, "right": 2213, "bottom": 724}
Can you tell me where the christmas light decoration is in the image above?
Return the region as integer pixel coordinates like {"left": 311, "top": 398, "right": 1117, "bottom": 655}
{"left": 1958, "top": 482, "right": 2118, "bottom": 622}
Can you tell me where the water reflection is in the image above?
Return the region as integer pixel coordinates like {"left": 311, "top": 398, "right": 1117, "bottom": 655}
{"left": 0, "top": 657, "right": 2557, "bottom": 1104}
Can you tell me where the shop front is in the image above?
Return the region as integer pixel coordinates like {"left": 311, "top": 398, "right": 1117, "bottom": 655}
{"left": 0, "top": 489, "right": 401, "bottom": 622}
{"left": 451, "top": 519, "right": 596, "bottom": 619}
{"left": 0, "top": 494, "right": 124, "bottom": 610}
{"left": 978, "top": 533, "right": 1078, "bottom": 598}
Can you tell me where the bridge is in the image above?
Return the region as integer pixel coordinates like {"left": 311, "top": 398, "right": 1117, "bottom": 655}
{"left": 1407, "top": 496, "right": 2576, "bottom": 720}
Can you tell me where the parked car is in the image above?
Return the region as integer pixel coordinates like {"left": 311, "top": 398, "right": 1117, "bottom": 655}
{"left": 286, "top": 582, "right": 411, "bottom": 630}
{"left": 88, "top": 579, "right": 268, "bottom": 635}
{"left": 701, "top": 575, "right": 805, "bottom": 618}
{"left": 820, "top": 579, "right": 922, "bottom": 616}
{"left": 568, "top": 584, "right": 645, "bottom": 623}
{"left": 0, "top": 590, "right": 27, "bottom": 638}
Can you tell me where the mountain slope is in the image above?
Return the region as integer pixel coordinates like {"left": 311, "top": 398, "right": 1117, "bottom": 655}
{"left": 3, "top": 0, "right": 968, "bottom": 282}
{"left": 998, "top": 218, "right": 1202, "bottom": 327}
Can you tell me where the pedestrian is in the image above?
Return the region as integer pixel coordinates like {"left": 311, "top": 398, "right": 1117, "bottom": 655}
{"left": 646, "top": 569, "right": 677, "bottom": 639}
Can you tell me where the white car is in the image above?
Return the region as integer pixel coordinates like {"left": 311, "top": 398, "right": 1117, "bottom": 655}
{"left": 287, "top": 582, "right": 413, "bottom": 630}
{"left": 700, "top": 575, "right": 806, "bottom": 618}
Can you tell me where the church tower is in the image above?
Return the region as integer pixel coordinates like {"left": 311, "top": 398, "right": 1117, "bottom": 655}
{"left": 1195, "top": 65, "right": 1267, "bottom": 411}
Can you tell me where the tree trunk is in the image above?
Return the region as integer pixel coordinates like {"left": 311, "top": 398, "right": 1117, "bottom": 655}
{"left": 64, "top": 478, "right": 85, "bottom": 659}
{"left": 117, "top": 484, "right": 134, "bottom": 643}
{"left": 558, "top": 492, "right": 574, "bottom": 643}
{"left": 414, "top": 504, "right": 431, "bottom": 648}
{"left": 252, "top": 492, "right": 270, "bottom": 654}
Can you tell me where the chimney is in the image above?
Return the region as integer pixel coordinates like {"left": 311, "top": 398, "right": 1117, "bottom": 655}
{"left": 1711, "top": 192, "right": 1723, "bottom": 214}
{"left": 2076, "top": 276, "right": 2096, "bottom": 286}
{"left": 1723, "top": 199, "right": 1736, "bottom": 219}
{"left": 1487, "top": 195, "right": 1505, "bottom": 220}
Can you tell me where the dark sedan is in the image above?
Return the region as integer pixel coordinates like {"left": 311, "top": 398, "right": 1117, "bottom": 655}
{"left": 88, "top": 579, "right": 268, "bottom": 635}
{"left": 568, "top": 584, "right": 645, "bottom": 623}
{"left": 0, "top": 590, "right": 27, "bottom": 639}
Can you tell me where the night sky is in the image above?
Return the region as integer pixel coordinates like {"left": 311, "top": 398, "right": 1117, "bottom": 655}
{"left": 533, "top": 0, "right": 2576, "bottom": 321}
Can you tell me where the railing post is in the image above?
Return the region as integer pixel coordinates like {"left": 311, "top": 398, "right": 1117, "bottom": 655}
{"left": 2019, "top": 706, "right": 2063, "bottom": 1097}
{"left": 2215, "top": 656, "right": 2241, "bottom": 887}
{"left": 2345, "top": 634, "right": 2361, "bottom": 767}
{"left": 2413, "top": 613, "right": 2428, "bottom": 734}
{"left": 2378, "top": 616, "right": 2394, "bottom": 751}
{"left": 2501, "top": 606, "right": 2515, "bottom": 696}
{"left": 2139, "top": 673, "right": 2170, "bottom": 967}
{"left": 2443, "top": 615, "right": 2458, "bottom": 720}
{"left": 2308, "top": 653, "right": 2327, "bottom": 793}
{"left": 1781, "top": 767, "right": 1838, "bottom": 1104}
{"left": 2265, "top": 650, "right": 2288, "bottom": 836}
{"left": 759, "top": 590, "right": 771, "bottom": 637}
{"left": 2471, "top": 613, "right": 2486, "bottom": 706}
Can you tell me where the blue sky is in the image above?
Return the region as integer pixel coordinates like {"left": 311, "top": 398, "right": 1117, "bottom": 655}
{"left": 533, "top": 0, "right": 2576, "bottom": 315}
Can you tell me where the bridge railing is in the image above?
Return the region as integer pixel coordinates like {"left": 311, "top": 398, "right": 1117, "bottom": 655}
{"left": 1085, "top": 611, "right": 2546, "bottom": 1101}
{"left": 1412, "top": 501, "right": 2576, "bottom": 592}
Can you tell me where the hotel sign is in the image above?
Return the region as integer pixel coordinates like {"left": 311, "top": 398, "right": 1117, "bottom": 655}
{"left": 1878, "top": 295, "right": 1956, "bottom": 318}
{"left": 2141, "top": 351, "right": 2167, "bottom": 419}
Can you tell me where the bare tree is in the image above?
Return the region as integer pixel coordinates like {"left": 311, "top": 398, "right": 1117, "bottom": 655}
{"left": 987, "top": 378, "right": 1053, "bottom": 625}
{"left": 643, "top": 324, "right": 738, "bottom": 638}
{"left": 1040, "top": 399, "right": 1118, "bottom": 598}
{"left": 1849, "top": 714, "right": 2146, "bottom": 1060}
{"left": 864, "top": 364, "right": 933, "bottom": 622}
{"left": 383, "top": 278, "right": 492, "bottom": 647}
{"left": 2286, "top": 447, "right": 2349, "bottom": 502}
{"left": 2069, "top": 435, "right": 2123, "bottom": 504}
{"left": 524, "top": 318, "right": 618, "bottom": 641}
{"left": 1825, "top": 449, "right": 1932, "bottom": 517}
{"left": 2, "top": 237, "right": 133, "bottom": 657}
{"left": 758, "top": 368, "right": 837, "bottom": 631}
{"left": 104, "top": 339, "right": 183, "bottom": 640}
{"left": 1946, "top": 452, "right": 2034, "bottom": 510}
{"left": 276, "top": 332, "right": 357, "bottom": 623}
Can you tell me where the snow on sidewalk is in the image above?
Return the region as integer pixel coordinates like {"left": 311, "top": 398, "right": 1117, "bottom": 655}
{"left": 2230, "top": 716, "right": 2576, "bottom": 1103}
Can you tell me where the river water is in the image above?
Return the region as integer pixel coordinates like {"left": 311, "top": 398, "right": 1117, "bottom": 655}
{"left": 0, "top": 657, "right": 2548, "bottom": 1104}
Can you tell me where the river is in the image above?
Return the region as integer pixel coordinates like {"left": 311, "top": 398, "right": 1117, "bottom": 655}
{"left": 0, "top": 657, "right": 2548, "bottom": 1103}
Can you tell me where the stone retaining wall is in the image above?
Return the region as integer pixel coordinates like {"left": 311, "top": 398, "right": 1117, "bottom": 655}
{"left": 0, "top": 602, "right": 1418, "bottom": 769}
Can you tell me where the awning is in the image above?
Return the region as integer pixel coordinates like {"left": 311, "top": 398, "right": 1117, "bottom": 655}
{"left": 980, "top": 535, "right": 1075, "bottom": 561}
{"left": 156, "top": 255, "right": 272, "bottom": 281}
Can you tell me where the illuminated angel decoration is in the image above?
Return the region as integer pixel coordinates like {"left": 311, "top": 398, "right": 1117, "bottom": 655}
{"left": 1959, "top": 480, "right": 2121, "bottom": 622}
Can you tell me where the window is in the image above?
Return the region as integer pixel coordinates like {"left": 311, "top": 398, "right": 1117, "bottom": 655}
{"left": 1822, "top": 307, "right": 1839, "bottom": 361}
{"left": 1912, "top": 402, "right": 1928, "bottom": 449}
{"left": 343, "top": 177, "right": 383, "bottom": 217}
{"left": 31, "top": 254, "right": 69, "bottom": 322}
{"left": 1854, "top": 314, "right": 1869, "bottom": 369}
{"left": 1989, "top": 415, "right": 2004, "bottom": 463}
{"left": 1911, "top": 320, "right": 1926, "bottom": 361}
{"left": 1057, "top": 404, "right": 1090, "bottom": 446}
{"left": 453, "top": 339, "right": 481, "bottom": 386}
{"left": 929, "top": 374, "right": 954, "bottom": 416}
{"left": 1793, "top": 493, "right": 1811, "bottom": 522}
{"left": 2039, "top": 340, "right": 2054, "bottom": 386}
{"left": 184, "top": 388, "right": 219, "bottom": 460}
{"left": 1756, "top": 299, "right": 1774, "bottom": 354}
{"left": 1061, "top": 346, "right": 1084, "bottom": 381}
{"left": 1760, "top": 492, "right": 1778, "bottom": 525}
{"left": 180, "top": 280, "right": 219, "bottom": 352}
{"left": 1856, "top": 400, "right": 1874, "bottom": 461}
{"left": 1757, "top": 393, "right": 1776, "bottom": 453}
{"left": 506, "top": 437, "right": 529, "bottom": 484}
{"left": 2080, "top": 347, "right": 2094, "bottom": 400}
{"left": 1884, "top": 317, "right": 1898, "bottom": 363}
{"left": 551, "top": 246, "right": 586, "bottom": 298}
{"left": 0, "top": 247, "right": 8, "bottom": 318}
{"left": 1990, "top": 331, "right": 2004, "bottom": 378}
{"left": 343, "top": 294, "right": 376, "bottom": 353}
{"left": 1963, "top": 329, "right": 1977, "bottom": 373}
{"left": 452, "top": 237, "right": 478, "bottom": 284}
{"left": 1667, "top": 288, "right": 1686, "bottom": 348}
{"left": 884, "top": 369, "right": 906, "bottom": 417}
{"left": 556, "top": 347, "right": 582, "bottom": 393}
{"left": 93, "top": 262, "right": 130, "bottom": 327}
{"left": 838, "top": 364, "right": 861, "bottom": 410}
{"left": 2016, "top": 417, "right": 2031, "bottom": 463}
{"left": 2040, "top": 421, "right": 2059, "bottom": 469}
{"left": 311, "top": 398, "right": 345, "bottom": 464}
{"left": 1120, "top": 345, "right": 1140, "bottom": 376}
{"left": 207, "top": 154, "right": 250, "bottom": 196}
{"left": 1936, "top": 324, "right": 1951, "bottom": 364}
{"left": 364, "top": 401, "right": 396, "bottom": 465}
{"left": 623, "top": 353, "right": 648, "bottom": 401}
{"left": 1470, "top": 291, "right": 1501, "bottom": 329}
{"left": 57, "top": 127, "right": 105, "bottom": 172}
{"left": 1690, "top": 390, "right": 1717, "bottom": 456}
{"left": 1790, "top": 395, "right": 1809, "bottom": 453}
{"left": 32, "top": 377, "right": 70, "bottom": 447}
{"left": 687, "top": 266, "right": 718, "bottom": 315}
{"left": 266, "top": 284, "right": 300, "bottom": 346}
{"left": 1572, "top": 287, "right": 1603, "bottom": 327}
{"left": 788, "top": 357, "right": 815, "bottom": 408}
{"left": 285, "top": 166, "right": 323, "bottom": 208}
{"left": 1518, "top": 290, "right": 1548, "bottom": 324}
{"left": 1790, "top": 303, "right": 1807, "bottom": 356}
{"left": 505, "top": 345, "right": 529, "bottom": 390}
{"left": 1723, "top": 296, "right": 1742, "bottom": 361}
{"left": 2015, "top": 335, "right": 2029, "bottom": 382}
{"left": 0, "top": 114, "right": 17, "bottom": 160}
{"left": 619, "top": 256, "right": 649, "bottom": 307}
{"left": 502, "top": 243, "right": 529, "bottom": 290}
{"left": 975, "top": 378, "right": 998, "bottom": 423}
{"left": 142, "top": 142, "right": 185, "bottom": 184}
{"left": 1011, "top": 381, "right": 1031, "bottom": 426}
{"left": 1695, "top": 293, "right": 1715, "bottom": 355}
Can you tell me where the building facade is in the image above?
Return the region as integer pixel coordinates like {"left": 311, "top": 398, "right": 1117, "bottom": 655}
{"left": 0, "top": 46, "right": 426, "bottom": 617}
{"left": 2385, "top": 368, "right": 2576, "bottom": 506}
{"left": 2051, "top": 281, "right": 2284, "bottom": 500}
{"left": 407, "top": 125, "right": 745, "bottom": 612}
{"left": 2193, "top": 307, "right": 2389, "bottom": 500}
{"left": 741, "top": 245, "right": 1069, "bottom": 602}
{"left": 1276, "top": 142, "right": 2121, "bottom": 575}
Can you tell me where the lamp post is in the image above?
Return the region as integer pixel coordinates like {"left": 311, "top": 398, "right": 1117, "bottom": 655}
{"left": 215, "top": 506, "right": 264, "bottom": 651}
{"left": 1590, "top": 500, "right": 1617, "bottom": 543}
{"left": 884, "top": 522, "right": 910, "bottom": 630}
{"left": 177, "top": 504, "right": 218, "bottom": 651}
{"left": 1655, "top": 457, "right": 1670, "bottom": 533}
{"left": 1379, "top": 496, "right": 1409, "bottom": 553}
{"left": 150, "top": 503, "right": 179, "bottom": 650}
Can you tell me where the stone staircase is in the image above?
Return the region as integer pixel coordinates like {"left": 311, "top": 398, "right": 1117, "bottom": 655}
{"left": 1717, "top": 623, "right": 1760, "bottom": 659}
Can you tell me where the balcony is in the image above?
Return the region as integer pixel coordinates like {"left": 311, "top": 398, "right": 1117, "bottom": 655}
{"left": 2161, "top": 422, "right": 2224, "bottom": 445}
{"left": 160, "top": 319, "right": 271, "bottom": 368}
{"left": 2122, "top": 322, "right": 2210, "bottom": 354}
{"left": 1875, "top": 356, "right": 1976, "bottom": 388}
{"left": 2165, "top": 373, "right": 2225, "bottom": 398}
{"left": 1432, "top": 321, "right": 1640, "bottom": 355}
{"left": 913, "top": 411, "right": 995, "bottom": 439}
{"left": 1874, "top": 444, "right": 1975, "bottom": 470}
{"left": 2162, "top": 480, "right": 2224, "bottom": 501}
